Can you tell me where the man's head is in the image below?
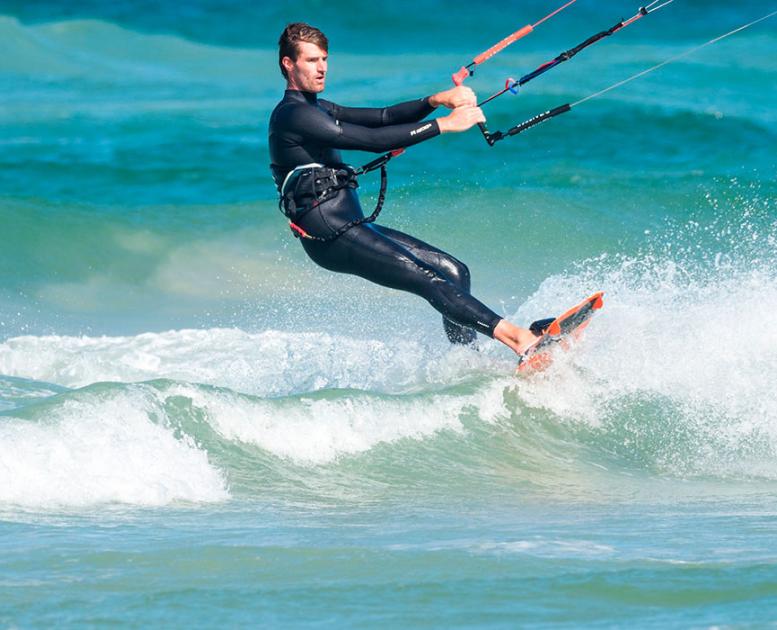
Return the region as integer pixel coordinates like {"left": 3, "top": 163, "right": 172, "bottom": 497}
{"left": 278, "top": 23, "right": 329, "bottom": 93}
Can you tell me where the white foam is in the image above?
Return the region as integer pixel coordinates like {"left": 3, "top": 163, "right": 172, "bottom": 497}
{"left": 518, "top": 261, "right": 777, "bottom": 421}
{"left": 0, "top": 385, "right": 228, "bottom": 508}
{"left": 510, "top": 207, "right": 777, "bottom": 476}
{"left": 0, "top": 328, "right": 499, "bottom": 396}
{"left": 162, "top": 380, "right": 512, "bottom": 465}
{"left": 0, "top": 373, "right": 516, "bottom": 509}
{"left": 476, "top": 539, "right": 616, "bottom": 558}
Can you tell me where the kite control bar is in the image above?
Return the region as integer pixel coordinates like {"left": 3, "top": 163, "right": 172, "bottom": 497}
{"left": 479, "top": 6, "right": 777, "bottom": 145}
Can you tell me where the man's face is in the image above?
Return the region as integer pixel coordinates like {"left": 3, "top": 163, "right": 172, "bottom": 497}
{"left": 283, "top": 41, "right": 328, "bottom": 93}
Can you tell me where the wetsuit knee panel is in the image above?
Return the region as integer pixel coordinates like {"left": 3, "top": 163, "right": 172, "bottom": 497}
{"left": 448, "top": 258, "right": 471, "bottom": 289}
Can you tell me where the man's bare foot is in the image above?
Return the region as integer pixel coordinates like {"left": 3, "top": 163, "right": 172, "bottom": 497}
{"left": 493, "top": 319, "right": 541, "bottom": 355}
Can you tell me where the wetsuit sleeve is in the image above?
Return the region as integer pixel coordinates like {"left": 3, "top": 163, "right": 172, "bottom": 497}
{"left": 321, "top": 97, "right": 437, "bottom": 127}
{"left": 285, "top": 103, "right": 440, "bottom": 153}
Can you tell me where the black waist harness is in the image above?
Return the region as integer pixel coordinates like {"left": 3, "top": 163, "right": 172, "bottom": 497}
{"left": 278, "top": 151, "right": 399, "bottom": 242}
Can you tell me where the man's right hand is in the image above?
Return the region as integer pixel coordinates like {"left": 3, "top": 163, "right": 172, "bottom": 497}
{"left": 437, "top": 105, "right": 486, "bottom": 133}
{"left": 429, "top": 86, "right": 477, "bottom": 109}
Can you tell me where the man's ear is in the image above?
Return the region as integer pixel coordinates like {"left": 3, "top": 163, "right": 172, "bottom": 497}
{"left": 281, "top": 56, "right": 295, "bottom": 75}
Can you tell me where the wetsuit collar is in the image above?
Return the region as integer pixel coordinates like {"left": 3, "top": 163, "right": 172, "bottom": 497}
{"left": 285, "top": 89, "right": 318, "bottom": 104}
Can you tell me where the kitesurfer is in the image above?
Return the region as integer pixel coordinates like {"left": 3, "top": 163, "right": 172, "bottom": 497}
{"left": 269, "top": 22, "right": 543, "bottom": 353}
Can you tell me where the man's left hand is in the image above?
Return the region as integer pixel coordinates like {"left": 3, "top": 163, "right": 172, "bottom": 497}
{"left": 429, "top": 86, "right": 477, "bottom": 109}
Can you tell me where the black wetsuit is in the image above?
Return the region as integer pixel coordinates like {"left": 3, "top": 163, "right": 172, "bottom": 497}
{"left": 268, "top": 89, "right": 502, "bottom": 342}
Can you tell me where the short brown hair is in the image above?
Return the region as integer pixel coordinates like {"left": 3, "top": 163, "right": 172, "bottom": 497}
{"left": 278, "top": 23, "right": 329, "bottom": 79}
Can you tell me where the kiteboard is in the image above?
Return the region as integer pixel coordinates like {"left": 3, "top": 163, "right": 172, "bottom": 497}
{"left": 516, "top": 291, "right": 604, "bottom": 373}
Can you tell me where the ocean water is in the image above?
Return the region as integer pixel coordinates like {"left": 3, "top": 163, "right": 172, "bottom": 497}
{"left": 1, "top": 0, "right": 776, "bottom": 626}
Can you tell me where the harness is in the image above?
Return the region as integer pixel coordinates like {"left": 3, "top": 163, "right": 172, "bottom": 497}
{"left": 278, "top": 150, "right": 401, "bottom": 242}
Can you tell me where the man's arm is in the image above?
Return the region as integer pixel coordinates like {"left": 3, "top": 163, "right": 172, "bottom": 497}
{"left": 282, "top": 96, "right": 486, "bottom": 153}
{"left": 285, "top": 103, "right": 440, "bottom": 152}
{"left": 322, "top": 98, "right": 436, "bottom": 128}
{"left": 322, "top": 86, "right": 478, "bottom": 128}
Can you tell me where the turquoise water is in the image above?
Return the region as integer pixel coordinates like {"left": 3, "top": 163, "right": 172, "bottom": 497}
{"left": 1, "top": 1, "right": 777, "bottom": 626}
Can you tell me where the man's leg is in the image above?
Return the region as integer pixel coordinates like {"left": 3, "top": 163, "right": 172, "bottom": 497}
{"left": 301, "top": 223, "right": 502, "bottom": 340}
{"left": 370, "top": 224, "right": 477, "bottom": 344}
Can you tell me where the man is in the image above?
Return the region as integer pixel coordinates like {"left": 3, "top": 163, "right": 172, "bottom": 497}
{"left": 269, "top": 22, "right": 544, "bottom": 354}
